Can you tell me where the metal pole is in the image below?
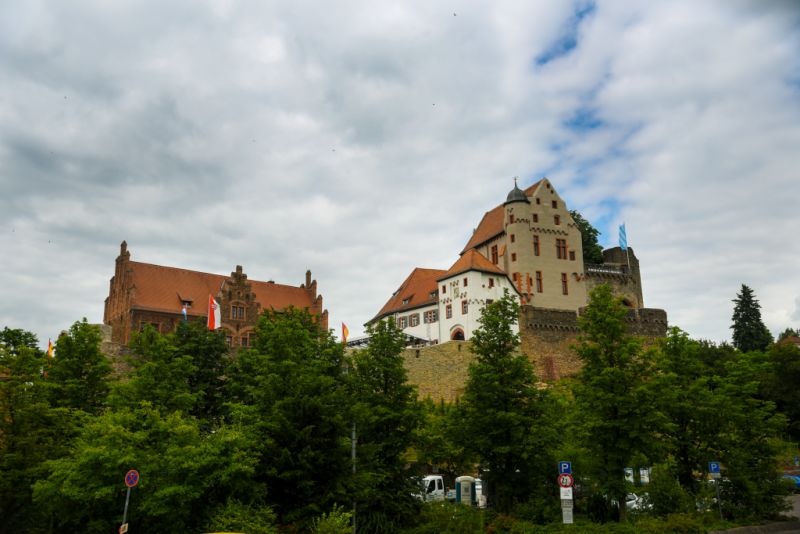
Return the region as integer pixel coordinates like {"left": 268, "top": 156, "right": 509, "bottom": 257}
{"left": 715, "top": 479, "right": 723, "bottom": 520}
{"left": 122, "top": 486, "right": 131, "bottom": 526}
{"left": 352, "top": 422, "right": 357, "bottom": 534}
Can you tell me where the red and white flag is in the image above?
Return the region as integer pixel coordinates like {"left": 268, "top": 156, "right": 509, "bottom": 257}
{"left": 207, "top": 294, "right": 221, "bottom": 330}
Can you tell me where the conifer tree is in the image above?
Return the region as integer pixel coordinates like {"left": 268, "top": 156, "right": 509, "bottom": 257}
{"left": 731, "top": 284, "right": 773, "bottom": 352}
{"left": 456, "top": 292, "right": 554, "bottom": 513}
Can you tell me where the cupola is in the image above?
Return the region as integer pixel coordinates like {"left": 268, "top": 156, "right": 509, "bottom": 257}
{"left": 504, "top": 178, "right": 530, "bottom": 206}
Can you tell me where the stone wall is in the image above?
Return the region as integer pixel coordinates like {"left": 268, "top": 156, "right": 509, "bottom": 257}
{"left": 402, "top": 304, "right": 668, "bottom": 399}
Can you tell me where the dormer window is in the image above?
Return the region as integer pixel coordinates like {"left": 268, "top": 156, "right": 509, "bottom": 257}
{"left": 429, "top": 290, "right": 438, "bottom": 299}
{"left": 402, "top": 298, "right": 410, "bottom": 305}
{"left": 181, "top": 300, "right": 192, "bottom": 309}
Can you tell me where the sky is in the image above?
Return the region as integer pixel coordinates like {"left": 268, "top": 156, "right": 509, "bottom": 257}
{"left": 2, "top": 0, "right": 800, "bottom": 348}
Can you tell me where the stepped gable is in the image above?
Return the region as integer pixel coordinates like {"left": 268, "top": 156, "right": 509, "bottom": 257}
{"left": 460, "top": 179, "right": 543, "bottom": 254}
{"left": 373, "top": 267, "right": 446, "bottom": 321}
{"left": 126, "top": 262, "right": 314, "bottom": 315}
{"left": 103, "top": 241, "right": 327, "bottom": 345}
{"left": 437, "top": 249, "right": 507, "bottom": 280}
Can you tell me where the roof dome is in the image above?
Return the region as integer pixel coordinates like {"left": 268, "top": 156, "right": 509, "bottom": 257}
{"left": 504, "top": 182, "right": 530, "bottom": 205}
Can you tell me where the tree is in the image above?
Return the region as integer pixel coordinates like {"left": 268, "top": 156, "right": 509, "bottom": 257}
{"left": 731, "top": 284, "right": 773, "bottom": 352}
{"left": 762, "top": 342, "right": 800, "bottom": 441}
{"left": 570, "top": 209, "right": 604, "bottom": 264}
{"left": 0, "top": 334, "right": 77, "bottom": 533}
{"left": 573, "top": 284, "right": 662, "bottom": 522}
{"left": 455, "top": 292, "right": 555, "bottom": 513}
{"left": 47, "top": 319, "right": 112, "bottom": 414}
{"left": 226, "top": 307, "right": 350, "bottom": 528}
{"left": 348, "top": 318, "right": 421, "bottom": 532}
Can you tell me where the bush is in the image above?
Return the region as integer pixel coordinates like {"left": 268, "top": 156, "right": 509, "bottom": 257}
{"left": 313, "top": 504, "right": 352, "bottom": 534}
{"left": 204, "top": 500, "right": 278, "bottom": 534}
{"left": 645, "top": 462, "right": 693, "bottom": 516}
{"left": 406, "top": 501, "right": 485, "bottom": 534}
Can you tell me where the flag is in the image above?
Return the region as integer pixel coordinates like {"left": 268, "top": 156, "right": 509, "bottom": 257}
{"left": 181, "top": 303, "right": 188, "bottom": 321}
{"left": 47, "top": 339, "right": 54, "bottom": 358}
{"left": 342, "top": 323, "right": 349, "bottom": 344}
{"left": 619, "top": 223, "right": 628, "bottom": 251}
{"left": 207, "top": 294, "right": 221, "bottom": 330}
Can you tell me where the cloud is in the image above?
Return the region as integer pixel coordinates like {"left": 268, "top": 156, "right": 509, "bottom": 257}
{"left": 1, "top": 0, "right": 799, "bottom": 347}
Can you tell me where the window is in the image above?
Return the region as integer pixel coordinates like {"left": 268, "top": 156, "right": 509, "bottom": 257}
{"left": 536, "top": 197, "right": 541, "bottom": 205}
{"left": 461, "top": 300, "right": 468, "bottom": 314}
{"left": 410, "top": 314, "right": 420, "bottom": 327}
{"left": 512, "top": 272, "right": 519, "bottom": 283}
{"left": 463, "top": 277, "right": 468, "bottom": 287}
{"left": 569, "top": 250, "right": 576, "bottom": 261}
{"left": 226, "top": 335, "right": 233, "bottom": 347}
{"left": 442, "top": 285, "right": 446, "bottom": 294}
{"left": 533, "top": 235, "right": 540, "bottom": 256}
{"left": 429, "top": 290, "right": 438, "bottom": 299}
{"left": 424, "top": 310, "right": 438, "bottom": 323}
{"left": 241, "top": 335, "right": 249, "bottom": 347}
{"left": 231, "top": 305, "right": 245, "bottom": 320}
{"left": 533, "top": 213, "right": 538, "bottom": 223}
{"left": 511, "top": 252, "right": 517, "bottom": 262}
{"left": 491, "top": 245, "right": 499, "bottom": 264}
{"left": 552, "top": 200, "right": 557, "bottom": 208}
{"left": 554, "top": 215, "right": 560, "bottom": 225}
{"left": 402, "top": 298, "right": 410, "bottom": 305}
{"left": 486, "top": 299, "right": 494, "bottom": 305}
{"left": 509, "top": 214, "right": 515, "bottom": 223}
{"left": 536, "top": 271, "right": 543, "bottom": 293}
{"left": 398, "top": 316, "right": 408, "bottom": 329}
{"left": 488, "top": 277, "right": 494, "bottom": 288}
{"left": 446, "top": 304, "right": 452, "bottom": 319}
{"left": 561, "top": 273, "right": 569, "bottom": 295}
{"left": 181, "top": 300, "right": 192, "bottom": 309}
{"left": 556, "top": 239, "right": 567, "bottom": 259}
{"left": 510, "top": 234, "right": 515, "bottom": 243}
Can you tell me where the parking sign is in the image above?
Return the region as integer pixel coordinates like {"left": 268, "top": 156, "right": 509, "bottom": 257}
{"left": 558, "top": 461, "right": 572, "bottom": 475}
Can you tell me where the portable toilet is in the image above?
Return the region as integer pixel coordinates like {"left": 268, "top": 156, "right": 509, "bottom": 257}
{"left": 455, "top": 476, "right": 476, "bottom": 506}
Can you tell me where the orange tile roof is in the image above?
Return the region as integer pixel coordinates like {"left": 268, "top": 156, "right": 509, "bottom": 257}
{"left": 460, "top": 180, "right": 542, "bottom": 254}
{"left": 437, "top": 249, "right": 506, "bottom": 281}
{"left": 128, "top": 261, "right": 313, "bottom": 315}
{"left": 373, "top": 267, "right": 446, "bottom": 321}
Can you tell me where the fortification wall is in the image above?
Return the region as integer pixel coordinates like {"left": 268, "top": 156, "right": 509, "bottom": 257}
{"left": 402, "top": 305, "right": 668, "bottom": 399}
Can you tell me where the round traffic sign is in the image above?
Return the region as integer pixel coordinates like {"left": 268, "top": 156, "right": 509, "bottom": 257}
{"left": 558, "top": 473, "right": 574, "bottom": 488}
{"left": 125, "top": 469, "right": 139, "bottom": 487}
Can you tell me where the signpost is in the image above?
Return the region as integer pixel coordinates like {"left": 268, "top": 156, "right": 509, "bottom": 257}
{"left": 709, "top": 462, "right": 723, "bottom": 520}
{"left": 624, "top": 467, "right": 634, "bottom": 483}
{"left": 558, "top": 468, "right": 574, "bottom": 524}
{"left": 121, "top": 470, "right": 139, "bottom": 533}
{"left": 639, "top": 467, "right": 650, "bottom": 484}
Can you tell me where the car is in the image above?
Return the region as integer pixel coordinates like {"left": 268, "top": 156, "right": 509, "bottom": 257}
{"left": 626, "top": 493, "right": 651, "bottom": 512}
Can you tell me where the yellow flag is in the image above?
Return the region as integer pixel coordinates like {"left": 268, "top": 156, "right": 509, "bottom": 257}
{"left": 342, "top": 323, "right": 349, "bottom": 344}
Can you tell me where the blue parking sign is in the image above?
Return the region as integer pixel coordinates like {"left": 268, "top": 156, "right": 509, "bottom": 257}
{"left": 558, "top": 461, "right": 572, "bottom": 475}
{"left": 708, "top": 462, "right": 720, "bottom": 474}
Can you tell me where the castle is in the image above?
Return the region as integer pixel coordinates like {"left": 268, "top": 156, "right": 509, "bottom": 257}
{"left": 103, "top": 241, "right": 328, "bottom": 345}
{"left": 372, "top": 179, "right": 667, "bottom": 379}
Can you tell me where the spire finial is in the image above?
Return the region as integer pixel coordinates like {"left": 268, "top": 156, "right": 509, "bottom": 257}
{"left": 513, "top": 176, "right": 518, "bottom": 187}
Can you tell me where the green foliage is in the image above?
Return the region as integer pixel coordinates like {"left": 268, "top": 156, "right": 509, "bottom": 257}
{"left": 569, "top": 209, "right": 604, "bottom": 265}
{"left": 455, "top": 292, "right": 556, "bottom": 513}
{"left": 415, "top": 399, "right": 473, "bottom": 480}
{"left": 348, "top": 318, "right": 421, "bottom": 532}
{"left": 731, "top": 284, "right": 773, "bottom": 352}
{"left": 205, "top": 500, "right": 279, "bottom": 534}
{"left": 48, "top": 319, "right": 112, "bottom": 414}
{"left": 0, "top": 326, "right": 39, "bottom": 353}
{"left": 644, "top": 462, "right": 693, "bottom": 516}
{"left": 0, "top": 336, "right": 78, "bottom": 533}
{"left": 574, "top": 284, "right": 662, "bottom": 522}
{"left": 226, "top": 307, "right": 350, "bottom": 528}
{"left": 762, "top": 341, "right": 800, "bottom": 441}
{"left": 33, "top": 405, "right": 258, "bottom": 533}
{"left": 312, "top": 504, "right": 353, "bottom": 534}
{"left": 405, "top": 502, "right": 485, "bottom": 534}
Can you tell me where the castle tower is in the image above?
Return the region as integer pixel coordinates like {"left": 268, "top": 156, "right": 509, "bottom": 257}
{"left": 503, "top": 179, "right": 532, "bottom": 300}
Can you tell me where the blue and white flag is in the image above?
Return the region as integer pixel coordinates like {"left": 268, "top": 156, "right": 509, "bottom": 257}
{"left": 181, "top": 304, "right": 188, "bottom": 321}
{"left": 619, "top": 223, "right": 628, "bottom": 251}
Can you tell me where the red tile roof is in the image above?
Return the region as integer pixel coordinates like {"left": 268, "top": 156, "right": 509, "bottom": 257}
{"left": 128, "top": 261, "right": 313, "bottom": 315}
{"left": 373, "top": 267, "right": 446, "bottom": 321}
{"left": 460, "top": 180, "right": 542, "bottom": 254}
{"left": 437, "top": 249, "right": 506, "bottom": 281}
